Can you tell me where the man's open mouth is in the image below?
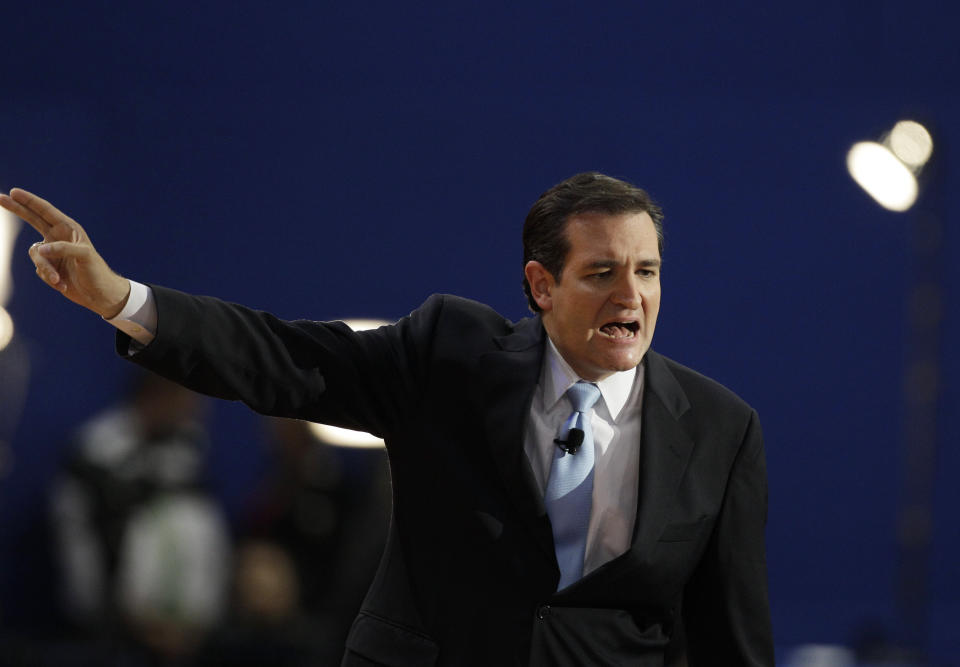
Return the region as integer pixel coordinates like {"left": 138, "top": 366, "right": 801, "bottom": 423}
{"left": 599, "top": 321, "right": 639, "bottom": 339}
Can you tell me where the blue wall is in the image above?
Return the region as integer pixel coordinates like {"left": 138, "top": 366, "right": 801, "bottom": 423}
{"left": 1, "top": 1, "right": 957, "bottom": 659}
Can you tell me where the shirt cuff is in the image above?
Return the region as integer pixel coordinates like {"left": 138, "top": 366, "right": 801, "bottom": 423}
{"left": 105, "top": 280, "right": 157, "bottom": 346}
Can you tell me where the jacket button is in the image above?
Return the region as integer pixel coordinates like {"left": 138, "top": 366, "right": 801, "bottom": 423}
{"left": 537, "top": 604, "right": 551, "bottom": 620}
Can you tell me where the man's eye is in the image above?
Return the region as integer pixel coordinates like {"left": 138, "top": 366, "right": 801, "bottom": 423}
{"left": 588, "top": 272, "right": 612, "bottom": 280}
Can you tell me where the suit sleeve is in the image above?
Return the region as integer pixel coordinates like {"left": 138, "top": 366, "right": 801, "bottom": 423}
{"left": 118, "top": 285, "right": 443, "bottom": 439}
{"left": 682, "top": 409, "right": 774, "bottom": 666}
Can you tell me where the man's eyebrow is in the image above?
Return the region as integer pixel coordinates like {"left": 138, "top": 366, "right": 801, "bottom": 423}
{"left": 584, "top": 258, "right": 662, "bottom": 269}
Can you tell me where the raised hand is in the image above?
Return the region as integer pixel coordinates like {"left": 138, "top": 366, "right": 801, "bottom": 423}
{"left": 0, "top": 189, "right": 130, "bottom": 318}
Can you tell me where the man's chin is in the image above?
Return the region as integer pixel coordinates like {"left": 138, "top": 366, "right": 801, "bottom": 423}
{"left": 584, "top": 353, "right": 645, "bottom": 380}
{"left": 604, "top": 346, "right": 648, "bottom": 373}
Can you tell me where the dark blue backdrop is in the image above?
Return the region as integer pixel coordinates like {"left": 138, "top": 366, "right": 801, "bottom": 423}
{"left": 1, "top": 1, "right": 957, "bottom": 659}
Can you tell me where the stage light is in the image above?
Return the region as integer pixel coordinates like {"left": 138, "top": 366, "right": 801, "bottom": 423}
{"left": 0, "top": 209, "right": 20, "bottom": 350}
{"left": 847, "top": 120, "right": 933, "bottom": 213}
{"left": 307, "top": 318, "right": 391, "bottom": 448}
{"left": 847, "top": 141, "right": 918, "bottom": 212}
{"left": 889, "top": 120, "right": 933, "bottom": 168}
{"left": 310, "top": 422, "right": 385, "bottom": 448}
{"left": 0, "top": 306, "right": 13, "bottom": 352}
{"left": 0, "top": 208, "right": 20, "bottom": 308}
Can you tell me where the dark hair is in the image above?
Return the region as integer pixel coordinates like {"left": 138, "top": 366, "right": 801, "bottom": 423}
{"left": 521, "top": 172, "right": 664, "bottom": 312}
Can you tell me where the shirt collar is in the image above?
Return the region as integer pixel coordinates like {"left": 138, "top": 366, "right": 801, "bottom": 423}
{"left": 543, "top": 337, "right": 640, "bottom": 421}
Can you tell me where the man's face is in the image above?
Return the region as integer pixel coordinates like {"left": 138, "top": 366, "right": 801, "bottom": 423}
{"left": 526, "top": 211, "right": 661, "bottom": 382}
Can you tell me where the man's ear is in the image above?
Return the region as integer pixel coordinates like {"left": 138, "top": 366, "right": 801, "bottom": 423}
{"left": 524, "top": 261, "right": 556, "bottom": 312}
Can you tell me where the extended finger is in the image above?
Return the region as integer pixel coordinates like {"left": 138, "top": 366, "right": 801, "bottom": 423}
{"left": 0, "top": 192, "right": 54, "bottom": 237}
{"left": 10, "top": 188, "right": 83, "bottom": 241}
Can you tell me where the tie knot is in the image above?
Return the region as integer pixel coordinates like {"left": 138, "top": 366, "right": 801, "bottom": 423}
{"left": 566, "top": 381, "right": 601, "bottom": 413}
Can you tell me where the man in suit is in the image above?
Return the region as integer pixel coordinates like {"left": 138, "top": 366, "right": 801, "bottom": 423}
{"left": 2, "top": 172, "right": 773, "bottom": 665}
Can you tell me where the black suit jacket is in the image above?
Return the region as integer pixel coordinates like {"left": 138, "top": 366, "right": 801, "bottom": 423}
{"left": 121, "top": 287, "right": 773, "bottom": 666}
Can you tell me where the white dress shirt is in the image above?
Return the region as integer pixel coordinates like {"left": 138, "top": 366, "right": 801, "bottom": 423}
{"left": 108, "top": 280, "right": 156, "bottom": 347}
{"left": 523, "top": 339, "right": 644, "bottom": 578}
{"left": 109, "top": 282, "right": 645, "bottom": 577}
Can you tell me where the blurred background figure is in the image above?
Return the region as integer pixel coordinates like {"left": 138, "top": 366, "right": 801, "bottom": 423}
{"left": 49, "top": 372, "right": 229, "bottom": 664}
{"left": 215, "top": 416, "right": 391, "bottom": 664}
{"left": 200, "top": 539, "right": 320, "bottom": 666}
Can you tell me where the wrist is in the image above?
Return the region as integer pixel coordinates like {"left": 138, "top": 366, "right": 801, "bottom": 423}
{"left": 99, "top": 278, "right": 131, "bottom": 320}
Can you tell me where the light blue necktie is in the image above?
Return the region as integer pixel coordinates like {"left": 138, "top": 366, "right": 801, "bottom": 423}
{"left": 545, "top": 381, "right": 601, "bottom": 590}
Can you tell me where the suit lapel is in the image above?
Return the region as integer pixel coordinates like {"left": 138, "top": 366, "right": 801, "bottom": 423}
{"left": 475, "top": 336, "right": 696, "bottom": 587}
{"left": 478, "top": 315, "right": 556, "bottom": 562}
{"left": 632, "top": 350, "right": 694, "bottom": 548}
{"left": 554, "top": 350, "right": 694, "bottom": 595}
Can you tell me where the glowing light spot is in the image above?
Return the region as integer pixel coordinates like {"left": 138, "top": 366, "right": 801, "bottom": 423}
{"left": 846, "top": 141, "right": 918, "bottom": 212}
{"left": 309, "top": 423, "right": 385, "bottom": 448}
{"left": 0, "top": 307, "right": 13, "bottom": 351}
{"left": 0, "top": 209, "right": 21, "bottom": 308}
{"left": 889, "top": 120, "right": 933, "bottom": 168}
{"left": 340, "top": 319, "right": 389, "bottom": 332}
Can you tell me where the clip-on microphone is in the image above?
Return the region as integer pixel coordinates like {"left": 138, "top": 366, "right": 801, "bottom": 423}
{"left": 554, "top": 427, "right": 585, "bottom": 455}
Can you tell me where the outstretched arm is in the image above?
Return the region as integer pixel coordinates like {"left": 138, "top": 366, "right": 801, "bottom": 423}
{"left": 0, "top": 188, "right": 130, "bottom": 318}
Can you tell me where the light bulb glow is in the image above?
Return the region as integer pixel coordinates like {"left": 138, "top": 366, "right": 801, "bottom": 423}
{"left": 308, "top": 423, "right": 385, "bottom": 448}
{"left": 0, "top": 306, "right": 14, "bottom": 351}
{"left": 889, "top": 120, "right": 933, "bottom": 168}
{"left": 846, "top": 141, "right": 918, "bottom": 212}
{"left": 0, "top": 209, "right": 20, "bottom": 308}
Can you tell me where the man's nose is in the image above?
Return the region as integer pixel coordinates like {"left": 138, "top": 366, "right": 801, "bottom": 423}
{"left": 611, "top": 274, "right": 642, "bottom": 309}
